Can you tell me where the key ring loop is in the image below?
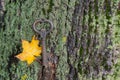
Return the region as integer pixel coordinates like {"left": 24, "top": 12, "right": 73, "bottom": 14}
{"left": 32, "top": 19, "right": 53, "bottom": 37}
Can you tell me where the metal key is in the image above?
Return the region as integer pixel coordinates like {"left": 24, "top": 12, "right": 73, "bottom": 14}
{"left": 32, "top": 19, "right": 53, "bottom": 67}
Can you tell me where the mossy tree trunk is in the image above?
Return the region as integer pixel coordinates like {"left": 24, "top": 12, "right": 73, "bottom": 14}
{"left": 0, "top": 0, "right": 120, "bottom": 80}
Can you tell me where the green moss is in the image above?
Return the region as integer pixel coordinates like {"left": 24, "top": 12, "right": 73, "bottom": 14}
{"left": 0, "top": 0, "right": 120, "bottom": 80}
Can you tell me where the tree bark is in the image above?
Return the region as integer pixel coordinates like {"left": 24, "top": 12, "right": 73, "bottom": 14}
{"left": 0, "top": 0, "right": 119, "bottom": 80}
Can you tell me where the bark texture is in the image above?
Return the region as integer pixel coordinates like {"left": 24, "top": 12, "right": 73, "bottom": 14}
{"left": 0, "top": 0, "right": 119, "bottom": 80}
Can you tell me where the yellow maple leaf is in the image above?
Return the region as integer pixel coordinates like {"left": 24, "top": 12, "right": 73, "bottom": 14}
{"left": 15, "top": 35, "right": 42, "bottom": 64}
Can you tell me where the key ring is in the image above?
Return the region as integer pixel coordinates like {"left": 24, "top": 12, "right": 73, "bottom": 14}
{"left": 32, "top": 18, "right": 53, "bottom": 37}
